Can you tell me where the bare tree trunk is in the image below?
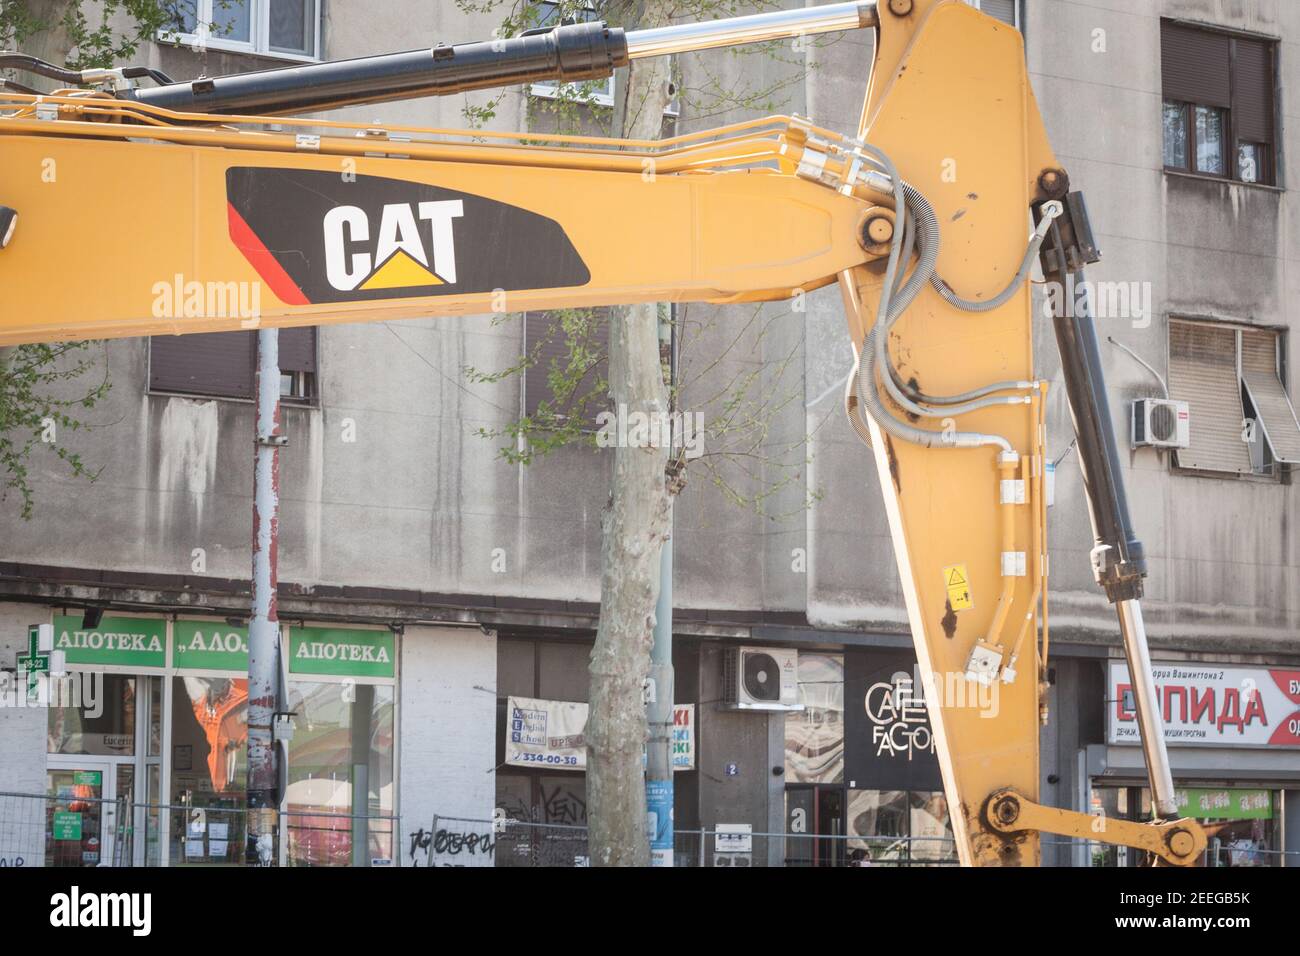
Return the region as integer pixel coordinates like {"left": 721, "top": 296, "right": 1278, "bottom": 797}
{"left": 585, "top": 0, "right": 676, "bottom": 867}
{"left": 19, "top": 1, "right": 76, "bottom": 90}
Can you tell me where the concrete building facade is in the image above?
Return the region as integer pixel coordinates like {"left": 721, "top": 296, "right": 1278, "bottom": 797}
{"left": 1, "top": 0, "right": 1297, "bottom": 866}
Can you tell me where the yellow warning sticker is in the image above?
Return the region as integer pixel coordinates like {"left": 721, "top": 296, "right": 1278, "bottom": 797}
{"left": 943, "top": 564, "right": 973, "bottom": 611}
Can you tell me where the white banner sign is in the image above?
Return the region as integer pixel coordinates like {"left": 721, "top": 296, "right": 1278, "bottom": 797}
{"left": 1107, "top": 662, "right": 1300, "bottom": 748}
{"left": 506, "top": 696, "right": 696, "bottom": 771}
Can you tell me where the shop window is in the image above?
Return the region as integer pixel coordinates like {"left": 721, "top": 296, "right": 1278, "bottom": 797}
{"left": 149, "top": 327, "right": 318, "bottom": 404}
{"left": 169, "top": 675, "right": 249, "bottom": 865}
{"left": 495, "top": 637, "right": 594, "bottom": 866}
{"left": 44, "top": 616, "right": 166, "bottom": 867}
{"left": 159, "top": 0, "right": 320, "bottom": 59}
{"left": 48, "top": 674, "right": 137, "bottom": 757}
{"left": 1090, "top": 786, "right": 1281, "bottom": 867}
{"left": 1168, "top": 319, "right": 1299, "bottom": 477}
{"left": 282, "top": 681, "right": 395, "bottom": 867}
{"left": 1161, "top": 22, "right": 1276, "bottom": 184}
{"left": 784, "top": 652, "right": 844, "bottom": 784}
{"left": 281, "top": 625, "right": 397, "bottom": 867}
{"left": 846, "top": 789, "right": 956, "bottom": 866}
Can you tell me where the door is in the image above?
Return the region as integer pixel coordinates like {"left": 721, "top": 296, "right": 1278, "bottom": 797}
{"left": 785, "top": 785, "right": 846, "bottom": 867}
{"left": 45, "top": 762, "right": 115, "bottom": 867}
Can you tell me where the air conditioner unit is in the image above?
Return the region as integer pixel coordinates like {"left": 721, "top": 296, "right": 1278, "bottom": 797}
{"left": 722, "top": 646, "right": 802, "bottom": 711}
{"left": 1131, "top": 398, "right": 1190, "bottom": 450}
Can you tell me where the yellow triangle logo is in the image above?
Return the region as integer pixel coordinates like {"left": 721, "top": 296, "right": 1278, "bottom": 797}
{"left": 946, "top": 567, "right": 966, "bottom": 587}
{"left": 359, "top": 249, "right": 443, "bottom": 290}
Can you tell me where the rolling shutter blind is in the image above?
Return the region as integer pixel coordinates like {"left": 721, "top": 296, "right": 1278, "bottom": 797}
{"left": 1161, "top": 22, "right": 1231, "bottom": 107}
{"left": 523, "top": 309, "right": 610, "bottom": 423}
{"left": 151, "top": 327, "right": 317, "bottom": 398}
{"left": 1240, "top": 329, "right": 1300, "bottom": 464}
{"left": 979, "top": 0, "right": 1017, "bottom": 26}
{"left": 1168, "top": 321, "right": 1250, "bottom": 473}
{"left": 150, "top": 331, "right": 255, "bottom": 398}
{"left": 278, "top": 326, "right": 318, "bottom": 374}
{"left": 1233, "top": 38, "right": 1274, "bottom": 143}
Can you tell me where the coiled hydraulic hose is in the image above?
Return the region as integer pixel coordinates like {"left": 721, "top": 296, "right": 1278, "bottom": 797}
{"left": 849, "top": 144, "right": 1013, "bottom": 452}
{"left": 929, "top": 200, "right": 1063, "bottom": 312}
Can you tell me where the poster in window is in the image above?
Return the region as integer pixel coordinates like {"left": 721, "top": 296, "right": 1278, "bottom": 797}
{"left": 784, "top": 653, "right": 844, "bottom": 784}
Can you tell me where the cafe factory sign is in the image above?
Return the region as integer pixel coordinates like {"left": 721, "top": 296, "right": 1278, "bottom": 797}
{"left": 1108, "top": 661, "right": 1300, "bottom": 748}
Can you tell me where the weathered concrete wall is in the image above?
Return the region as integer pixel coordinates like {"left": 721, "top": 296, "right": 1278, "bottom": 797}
{"left": 1024, "top": 0, "right": 1297, "bottom": 653}
{"left": 7, "top": 1, "right": 1295, "bottom": 658}
{"left": 0, "top": 603, "right": 51, "bottom": 866}
{"left": 0, "top": 604, "right": 48, "bottom": 797}
{"left": 694, "top": 642, "right": 781, "bottom": 859}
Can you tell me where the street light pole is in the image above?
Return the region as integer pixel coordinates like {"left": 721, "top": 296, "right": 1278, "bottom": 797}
{"left": 247, "top": 326, "right": 283, "bottom": 865}
{"left": 646, "top": 305, "right": 676, "bottom": 867}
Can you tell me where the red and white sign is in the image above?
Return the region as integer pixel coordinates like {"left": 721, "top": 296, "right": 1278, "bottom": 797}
{"left": 1108, "top": 662, "right": 1300, "bottom": 748}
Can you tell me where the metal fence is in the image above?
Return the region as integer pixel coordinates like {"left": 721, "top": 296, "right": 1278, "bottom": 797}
{"left": 4, "top": 790, "right": 1294, "bottom": 867}
{"left": 0, "top": 790, "right": 398, "bottom": 868}
{"left": 434, "top": 814, "right": 959, "bottom": 867}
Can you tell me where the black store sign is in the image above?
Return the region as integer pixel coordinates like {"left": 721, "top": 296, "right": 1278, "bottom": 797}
{"left": 845, "top": 649, "right": 943, "bottom": 792}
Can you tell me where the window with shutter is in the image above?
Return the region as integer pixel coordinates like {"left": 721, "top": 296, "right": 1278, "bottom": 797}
{"left": 1169, "top": 321, "right": 1249, "bottom": 474}
{"left": 149, "top": 326, "right": 318, "bottom": 403}
{"left": 523, "top": 309, "right": 610, "bottom": 428}
{"left": 964, "top": 0, "right": 1019, "bottom": 29}
{"left": 1240, "top": 329, "right": 1300, "bottom": 465}
{"left": 1160, "top": 21, "right": 1277, "bottom": 184}
{"left": 1168, "top": 319, "right": 1294, "bottom": 477}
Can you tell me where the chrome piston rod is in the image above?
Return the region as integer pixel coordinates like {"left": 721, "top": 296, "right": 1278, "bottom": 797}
{"left": 1116, "top": 599, "right": 1178, "bottom": 817}
{"left": 626, "top": 1, "right": 878, "bottom": 59}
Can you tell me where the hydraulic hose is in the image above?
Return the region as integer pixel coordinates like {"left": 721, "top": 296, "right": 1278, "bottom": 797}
{"left": 849, "top": 145, "right": 1013, "bottom": 452}
{"left": 930, "top": 200, "right": 1062, "bottom": 312}
{"left": 0, "top": 53, "right": 84, "bottom": 85}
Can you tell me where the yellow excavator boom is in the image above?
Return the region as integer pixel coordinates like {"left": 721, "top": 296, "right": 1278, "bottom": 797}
{"left": 0, "top": 0, "right": 1202, "bottom": 865}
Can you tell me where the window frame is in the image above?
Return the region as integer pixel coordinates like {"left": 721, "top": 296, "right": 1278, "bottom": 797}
{"left": 1167, "top": 316, "right": 1292, "bottom": 481}
{"left": 964, "top": 0, "right": 1021, "bottom": 30}
{"left": 1160, "top": 21, "right": 1278, "bottom": 186}
{"left": 147, "top": 328, "right": 321, "bottom": 408}
{"left": 157, "top": 0, "right": 322, "bottom": 63}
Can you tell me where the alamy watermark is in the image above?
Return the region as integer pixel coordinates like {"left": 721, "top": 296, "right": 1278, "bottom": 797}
{"left": 1042, "top": 274, "right": 1152, "bottom": 328}
{"left": 151, "top": 274, "right": 262, "bottom": 326}
{"left": 0, "top": 670, "right": 102, "bottom": 714}
{"left": 595, "top": 404, "right": 705, "bottom": 459}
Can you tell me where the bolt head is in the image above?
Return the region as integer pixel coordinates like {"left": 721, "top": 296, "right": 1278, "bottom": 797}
{"left": 865, "top": 216, "right": 894, "bottom": 244}
{"left": 993, "top": 796, "right": 1020, "bottom": 826}
{"left": 1167, "top": 828, "right": 1196, "bottom": 858}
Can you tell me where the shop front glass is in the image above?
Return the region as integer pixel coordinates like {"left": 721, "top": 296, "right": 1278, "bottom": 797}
{"left": 169, "top": 674, "right": 248, "bottom": 864}
{"left": 783, "top": 653, "right": 845, "bottom": 866}
{"left": 283, "top": 680, "right": 395, "bottom": 866}
{"left": 845, "top": 789, "right": 957, "bottom": 866}
{"left": 282, "top": 626, "right": 397, "bottom": 867}
{"left": 45, "top": 615, "right": 167, "bottom": 867}
{"left": 1090, "top": 785, "right": 1282, "bottom": 867}
{"left": 41, "top": 614, "right": 397, "bottom": 867}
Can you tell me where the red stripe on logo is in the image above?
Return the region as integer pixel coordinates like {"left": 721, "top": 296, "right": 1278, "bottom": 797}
{"left": 227, "top": 201, "right": 310, "bottom": 306}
